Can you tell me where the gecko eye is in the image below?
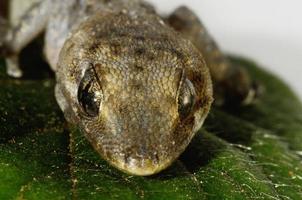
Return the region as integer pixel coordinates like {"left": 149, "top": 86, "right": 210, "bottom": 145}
{"left": 78, "top": 67, "right": 103, "bottom": 117}
{"left": 178, "top": 79, "right": 196, "bottom": 120}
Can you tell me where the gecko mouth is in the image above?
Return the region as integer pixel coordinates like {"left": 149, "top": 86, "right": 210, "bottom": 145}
{"left": 110, "top": 155, "right": 174, "bottom": 176}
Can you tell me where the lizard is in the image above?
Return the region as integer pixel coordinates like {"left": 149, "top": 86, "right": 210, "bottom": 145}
{"left": 0, "top": 0, "right": 258, "bottom": 176}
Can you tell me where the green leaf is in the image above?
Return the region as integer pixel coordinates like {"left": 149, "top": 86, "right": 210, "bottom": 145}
{"left": 0, "top": 56, "right": 301, "bottom": 200}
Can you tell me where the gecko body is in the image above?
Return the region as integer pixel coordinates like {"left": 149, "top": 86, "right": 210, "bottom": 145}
{"left": 1, "top": 0, "right": 256, "bottom": 175}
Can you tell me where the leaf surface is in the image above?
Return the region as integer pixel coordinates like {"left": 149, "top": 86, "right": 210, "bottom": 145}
{"left": 0, "top": 57, "right": 301, "bottom": 200}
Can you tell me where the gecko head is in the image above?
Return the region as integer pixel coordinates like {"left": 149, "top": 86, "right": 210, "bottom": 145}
{"left": 57, "top": 13, "right": 213, "bottom": 176}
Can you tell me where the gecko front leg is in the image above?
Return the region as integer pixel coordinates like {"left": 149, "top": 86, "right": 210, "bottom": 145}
{"left": 166, "top": 6, "right": 258, "bottom": 105}
{"left": 1, "top": 0, "right": 51, "bottom": 77}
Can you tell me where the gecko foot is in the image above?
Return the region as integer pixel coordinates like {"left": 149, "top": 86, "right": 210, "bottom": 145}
{"left": 214, "top": 65, "right": 262, "bottom": 107}
{"left": 6, "top": 55, "right": 23, "bottom": 78}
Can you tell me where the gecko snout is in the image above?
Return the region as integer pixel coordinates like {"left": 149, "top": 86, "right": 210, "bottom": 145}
{"left": 89, "top": 100, "right": 180, "bottom": 176}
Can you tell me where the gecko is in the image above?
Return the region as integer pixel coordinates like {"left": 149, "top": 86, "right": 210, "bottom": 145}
{"left": 0, "top": 0, "right": 258, "bottom": 176}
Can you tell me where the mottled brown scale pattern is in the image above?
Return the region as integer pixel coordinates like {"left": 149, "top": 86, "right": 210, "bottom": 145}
{"left": 1, "top": 0, "right": 256, "bottom": 175}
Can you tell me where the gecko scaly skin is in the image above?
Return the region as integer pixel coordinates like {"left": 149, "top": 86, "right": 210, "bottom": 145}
{"left": 1, "top": 0, "right": 257, "bottom": 175}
